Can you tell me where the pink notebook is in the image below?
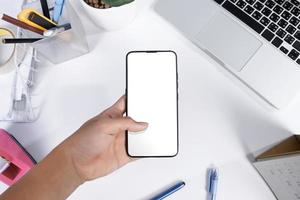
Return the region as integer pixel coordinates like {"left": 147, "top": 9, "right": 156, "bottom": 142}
{"left": 0, "top": 129, "right": 36, "bottom": 185}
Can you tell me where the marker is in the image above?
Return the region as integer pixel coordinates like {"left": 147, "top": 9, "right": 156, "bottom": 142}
{"left": 53, "top": 0, "right": 65, "bottom": 23}
{"left": 17, "top": 8, "right": 57, "bottom": 31}
{"left": 1, "top": 13, "right": 44, "bottom": 35}
{"left": 150, "top": 181, "right": 185, "bottom": 200}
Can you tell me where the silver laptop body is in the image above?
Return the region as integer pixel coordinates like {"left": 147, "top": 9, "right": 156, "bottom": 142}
{"left": 155, "top": 0, "right": 300, "bottom": 109}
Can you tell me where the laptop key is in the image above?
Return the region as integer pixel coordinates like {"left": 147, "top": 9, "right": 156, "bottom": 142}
{"left": 262, "top": 7, "right": 272, "bottom": 16}
{"left": 274, "top": 0, "right": 284, "bottom": 5}
{"left": 294, "top": 31, "right": 300, "bottom": 40}
{"left": 230, "top": 0, "right": 238, "bottom": 3}
{"left": 272, "top": 37, "right": 283, "bottom": 47}
{"left": 260, "top": 16, "right": 271, "bottom": 26}
{"left": 265, "top": 0, "right": 276, "bottom": 8}
{"left": 278, "top": 19, "right": 288, "bottom": 28}
{"left": 296, "top": 59, "right": 300, "bottom": 65}
{"left": 276, "top": 28, "right": 287, "bottom": 38}
{"left": 280, "top": 46, "right": 289, "bottom": 54}
{"left": 214, "top": 0, "right": 226, "bottom": 4}
{"left": 283, "top": 1, "right": 293, "bottom": 11}
{"left": 254, "top": 1, "right": 264, "bottom": 10}
{"left": 268, "top": 22, "right": 279, "bottom": 32}
{"left": 286, "top": 25, "right": 296, "bottom": 35}
{"left": 222, "top": 1, "right": 264, "bottom": 33}
{"left": 291, "top": 7, "right": 300, "bottom": 16}
{"left": 237, "top": 0, "right": 247, "bottom": 8}
{"left": 262, "top": 29, "right": 275, "bottom": 41}
{"left": 288, "top": 49, "right": 299, "bottom": 60}
{"left": 292, "top": 40, "right": 300, "bottom": 52}
{"left": 284, "top": 34, "right": 296, "bottom": 44}
{"left": 245, "top": 0, "right": 256, "bottom": 5}
{"left": 289, "top": 16, "right": 300, "bottom": 26}
{"left": 291, "top": 0, "right": 300, "bottom": 6}
{"left": 273, "top": 5, "right": 283, "bottom": 14}
{"left": 270, "top": 13, "right": 280, "bottom": 22}
{"left": 281, "top": 11, "right": 292, "bottom": 20}
{"left": 252, "top": 11, "right": 263, "bottom": 20}
{"left": 244, "top": 5, "right": 255, "bottom": 14}
{"left": 223, "top": 1, "right": 265, "bottom": 33}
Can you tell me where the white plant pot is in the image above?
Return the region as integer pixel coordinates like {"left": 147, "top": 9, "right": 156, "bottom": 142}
{"left": 80, "top": 0, "right": 137, "bottom": 31}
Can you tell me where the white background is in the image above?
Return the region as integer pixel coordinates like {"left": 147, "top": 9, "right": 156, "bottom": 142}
{"left": 1, "top": 0, "right": 300, "bottom": 199}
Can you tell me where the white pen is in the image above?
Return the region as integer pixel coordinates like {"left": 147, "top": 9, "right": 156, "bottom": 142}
{"left": 15, "top": 46, "right": 34, "bottom": 101}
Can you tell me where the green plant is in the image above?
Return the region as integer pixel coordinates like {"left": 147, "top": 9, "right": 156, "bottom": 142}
{"left": 102, "top": 0, "right": 134, "bottom": 7}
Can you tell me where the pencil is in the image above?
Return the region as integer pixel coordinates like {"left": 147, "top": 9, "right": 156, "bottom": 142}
{"left": 40, "top": 0, "right": 51, "bottom": 19}
{"left": 2, "top": 38, "right": 42, "bottom": 44}
{"left": 1, "top": 13, "right": 44, "bottom": 35}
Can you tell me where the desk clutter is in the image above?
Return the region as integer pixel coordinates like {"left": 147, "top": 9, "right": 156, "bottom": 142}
{"left": 1, "top": 0, "right": 89, "bottom": 64}
{"left": 0, "top": 35, "right": 39, "bottom": 122}
{"left": 0, "top": 0, "right": 89, "bottom": 122}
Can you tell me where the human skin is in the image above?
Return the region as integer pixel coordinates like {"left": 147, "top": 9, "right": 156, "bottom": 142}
{"left": 0, "top": 96, "right": 148, "bottom": 200}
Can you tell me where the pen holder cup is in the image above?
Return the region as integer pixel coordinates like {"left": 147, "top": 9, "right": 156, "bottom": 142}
{"left": 22, "top": 0, "right": 89, "bottom": 64}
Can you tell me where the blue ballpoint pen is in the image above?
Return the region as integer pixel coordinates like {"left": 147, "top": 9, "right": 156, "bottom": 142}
{"left": 208, "top": 168, "right": 219, "bottom": 200}
{"left": 53, "top": 0, "right": 65, "bottom": 23}
{"left": 150, "top": 181, "right": 186, "bottom": 200}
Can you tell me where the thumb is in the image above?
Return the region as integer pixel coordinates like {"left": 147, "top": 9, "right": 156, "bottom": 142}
{"left": 109, "top": 117, "right": 148, "bottom": 133}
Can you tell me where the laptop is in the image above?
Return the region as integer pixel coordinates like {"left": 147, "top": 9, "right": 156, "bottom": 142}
{"left": 155, "top": 0, "right": 300, "bottom": 109}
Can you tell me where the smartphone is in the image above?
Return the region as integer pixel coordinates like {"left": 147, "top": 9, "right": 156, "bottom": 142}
{"left": 126, "top": 51, "right": 178, "bottom": 157}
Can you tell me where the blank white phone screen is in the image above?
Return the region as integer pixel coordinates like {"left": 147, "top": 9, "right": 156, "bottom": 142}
{"left": 126, "top": 51, "right": 178, "bottom": 157}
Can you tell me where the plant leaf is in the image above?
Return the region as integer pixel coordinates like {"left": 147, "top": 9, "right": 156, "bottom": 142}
{"left": 102, "top": 0, "right": 134, "bottom": 7}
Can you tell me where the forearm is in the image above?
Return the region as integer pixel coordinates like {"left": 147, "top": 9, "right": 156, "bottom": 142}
{"left": 0, "top": 96, "right": 145, "bottom": 199}
{"left": 0, "top": 141, "right": 83, "bottom": 200}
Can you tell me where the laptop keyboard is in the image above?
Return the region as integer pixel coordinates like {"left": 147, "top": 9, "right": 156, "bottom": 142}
{"left": 214, "top": 0, "right": 300, "bottom": 65}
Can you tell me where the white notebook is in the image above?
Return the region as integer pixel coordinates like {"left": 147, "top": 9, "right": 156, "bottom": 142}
{"left": 253, "top": 135, "right": 300, "bottom": 200}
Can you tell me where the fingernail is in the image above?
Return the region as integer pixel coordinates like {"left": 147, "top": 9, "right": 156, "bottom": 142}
{"left": 139, "top": 122, "right": 148, "bottom": 128}
{"left": 134, "top": 130, "right": 147, "bottom": 135}
{"left": 129, "top": 123, "right": 148, "bottom": 134}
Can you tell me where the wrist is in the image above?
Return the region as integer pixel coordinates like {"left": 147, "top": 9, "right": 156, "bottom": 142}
{"left": 1, "top": 139, "right": 86, "bottom": 200}
{"left": 56, "top": 139, "right": 86, "bottom": 186}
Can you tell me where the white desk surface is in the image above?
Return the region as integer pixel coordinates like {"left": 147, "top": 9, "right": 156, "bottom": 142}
{"left": 1, "top": 0, "right": 300, "bottom": 199}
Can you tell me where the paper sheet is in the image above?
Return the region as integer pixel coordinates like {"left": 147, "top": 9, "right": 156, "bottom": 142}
{"left": 253, "top": 155, "right": 300, "bottom": 200}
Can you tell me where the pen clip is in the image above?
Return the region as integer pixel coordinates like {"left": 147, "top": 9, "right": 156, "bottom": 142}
{"left": 208, "top": 168, "right": 218, "bottom": 193}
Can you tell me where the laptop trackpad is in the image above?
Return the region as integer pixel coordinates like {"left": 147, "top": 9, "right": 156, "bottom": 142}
{"left": 195, "top": 12, "right": 262, "bottom": 71}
